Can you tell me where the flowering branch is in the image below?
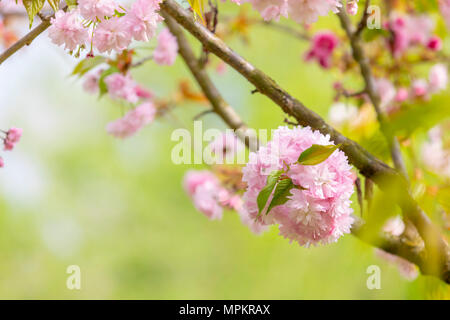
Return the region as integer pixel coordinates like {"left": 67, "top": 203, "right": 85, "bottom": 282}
{"left": 160, "top": 0, "right": 450, "bottom": 283}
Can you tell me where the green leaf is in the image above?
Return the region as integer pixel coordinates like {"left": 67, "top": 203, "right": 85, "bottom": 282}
{"left": 65, "top": 0, "right": 77, "bottom": 7}
{"left": 47, "top": 0, "right": 59, "bottom": 12}
{"left": 71, "top": 56, "right": 106, "bottom": 77}
{"left": 256, "top": 170, "right": 283, "bottom": 215}
{"left": 298, "top": 144, "right": 341, "bottom": 166}
{"left": 187, "top": 0, "right": 205, "bottom": 23}
{"left": 98, "top": 66, "right": 119, "bottom": 97}
{"left": 23, "top": 0, "right": 45, "bottom": 27}
{"left": 266, "top": 178, "right": 295, "bottom": 214}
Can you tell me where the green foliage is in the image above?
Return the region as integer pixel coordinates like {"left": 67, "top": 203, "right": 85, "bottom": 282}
{"left": 257, "top": 170, "right": 283, "bottom": 215}
{"left": 71, "top": 56, "right": 107, "bottom": 77}
{"left": 187, "top": 0, "right": 205, "bottom": 23}
{"left": 297, "top": 144, "right": 341, "bottom": 165}
{"left": 388, "top": 94, "right": 450, "bottom": 138}
{"left": 23, "top": 0, "right": 45, "bottom": 27}
{"left": 266, "top": 178, "right": 295, "bottom": 214}
{"left": 98, "top": 67, "right": 119, "bottom": 96}
{"left": 47, "top": 0, "right": 59, "bottom": 11}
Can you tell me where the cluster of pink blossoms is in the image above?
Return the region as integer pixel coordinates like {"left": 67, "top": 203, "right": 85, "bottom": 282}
{"left": 48, "top": 0, "right": 163, "bottom": 55}
{"left": 82, "top": 69, "right": 157, "bottom": 138}
{"left": 375, "top": 64, "right": 448, "bottom": 112}
{"left": 304, "top": 31, "right": 339, "bottom": 69}
{"left": 242, "top": 126, "right": 355, "bottom": 247}
{"left": 232, "top": 0, "right": 350, "bottom": 24}
{"left": 386, "top": 13, "right": 442, "bottom": 58}
{"left": 183, "top": 170, "right": 268, "bottom": 234}
{"left": 0, "top": 127, "right": 23, "bottom": 168}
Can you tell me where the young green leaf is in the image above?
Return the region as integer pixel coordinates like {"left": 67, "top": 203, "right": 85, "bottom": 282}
{"left": 298, "top": 144, "right": 341, "bottom": 166}
{"left": 266, "top": 178, "right": 295, "bottom": 214}
{"left": 23, "top": 0, "right": 45, "bottom": 27}
{"left": 256, "top": 170, "right": 283, "bottom": 215}
{"left": 98, "top": 66, "right": 119, "bottom": 97}
{"left": 71, "top": 56, "right": 106, "bottom": 77}
{"left": 47, "top": 0, "right": 59, "bottom": 12}
{"left": 187, "top": 0, "right": 205, "bottom": 23}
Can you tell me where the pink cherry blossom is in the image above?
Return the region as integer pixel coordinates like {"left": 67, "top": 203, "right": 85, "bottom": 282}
{"left": 383, "top": 216, "right": 405, "bottom": 237}
{"left": 207, "top": 131, "right": 245, "bottom": 160}
{"left": 124, "top": 0, "right": 163, "bottom": 42}
{"left": 82, "top": 69, "right": 103, "bottom": 94}
{"left": 48, "top": 10, "right": 89, "bottom": 51}
{"left": 104, "top": 73, "right": 139, "bottom": 103}
{"left": 6, "top": 127, "right": 22, "bottom": 144}
{"left": 106, "top": 102, "right": 156, "bottom": 138}
{"left": 78, "top": 0, "right": 117, "bottom": 21}
{"left": 305, "top": 31, "right": 339, "bottom": 69}
{"left": 93, "top": 17, "right": 132, "bottom": 54}
{"left": 242, "top": 126, "right": 355, "bottom": 247}
{"left": 440, "top": 0, "right": 450, "bottom": 29}
{"left": 328, "top": 102, "right": 358, "bottom": 128}
{"left": 421, "top": 126, "right": 450, "bottom": 178}
{"left": 153, "top": 28, "right": 178, "bottom": 66}
{"left": 288, "top": 0, "right": 342, "bottom": 24}
{"left": 374, "top": 78, "right": 396, "bottom": 110}
{"left": 183, "top": 170, "right": 219, "bottom": 196}
{"left": 412, "top": 79, "right": 428, "bottom": 98}
{"left": 375, "top": 249, "right": 419, "bottom": 280}
{"left": 395, "top": 87, "right": 409, "bottom": 102}
{"left": 0, "top": 157, "right": 3, "bottom": 168}
{"left": 428, "top": 64, "right": 448, "bottom": 94}
{"left": 245, "top": 0, "right": 288, "bottom": 22}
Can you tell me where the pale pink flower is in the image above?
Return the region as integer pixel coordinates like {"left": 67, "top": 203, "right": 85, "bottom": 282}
{"left": 93, "top": 17, "right": 132, "bottom": 54}
{"left": 6, "top": 127, "right": 22, "bottom": 144}
{"left": 346, "top": 0, "right": 358, "bottom": 16}
{"left": 440, "top": 0, "right": 450, "bottom": 29}
{"left": 383, "top": 216, "right": 405, "bottom": 237}
{"left": 305, "top": 31, "right": 339, "bottom": 69}
{"left": 242, "top": 126, "right": 355, "bottom": 247}
{"left": 82, "top": 69, "right": 103, "bottom": 94}
{"left": 428, "top": 64, "right": 448, "bottom": 94}
{"left": 106, "top": 102, "right": 156, "bottom": 138}
{"left": 78, "top": 0, "right": 117, "bottom": 21}
{"left": 412, "top": 79, "right": 428, "bottom": 98}
{"left": 374, "top": 78, "right": 396, "bottom": 110}
{"left": 124, "top": 0, "right": 163, "bottom": 42}
{"left": 421, "top": 126, "right": 450, "bottom": 178}
{"left": 395, "top": 87, "right": 409, "bottom": 102}
{"left": 375, "top": 249, "right": 419, "bottom": 280}
{"left": 328, "top": 102, "right": 358, "bottom": 128}
{"left": 48, "top": 10, "right": 89, "bottom": 51}
{"left": 104, "top": 73, "right": 139, "bottom": 103}
{"left": 183, "top": 170, "right": 224, "bottom": 220}
{"left": 153, "top": 28, "right": 178, "bottom": 66}
{"left": 245, "top": 0, "right": 288, "bottom": 22}
{"left": 183, "top": 170, "right": 219, "bottom": 196}
{"left": 0, "top": 157, "right": 3, "bottom": 168}
{"left": 288, "top": 0, "right": 342, "bottom": 24}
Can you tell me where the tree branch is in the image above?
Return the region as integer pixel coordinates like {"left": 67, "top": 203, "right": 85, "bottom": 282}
{"left": 0, "top": 7, "right": 66, "bottom": 66}
{"left": 160, "top": 0, "right": 450, "bottom": 283}
{"left": 162, "top": 10, "right": 258, "bottom": 152}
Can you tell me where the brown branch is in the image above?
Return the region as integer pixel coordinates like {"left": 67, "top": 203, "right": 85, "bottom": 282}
{"left": 160, "top": 0, "right": 450, "bottom": 283}
{"left": 161, "top": 10, "right": 258, "bottom": 152}
{"left": 0, "top": 7, "right": 66, "bottom": 66}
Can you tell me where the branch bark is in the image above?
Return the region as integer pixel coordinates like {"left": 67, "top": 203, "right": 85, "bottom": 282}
{"left": 160, "top": 0, "right": 450, "bottom": 283}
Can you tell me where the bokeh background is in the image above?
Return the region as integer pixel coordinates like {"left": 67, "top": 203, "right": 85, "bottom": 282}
{"left": 0, "top": 1, "right": 449, "bottom": 299}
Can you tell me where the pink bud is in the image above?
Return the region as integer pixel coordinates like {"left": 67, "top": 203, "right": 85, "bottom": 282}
{"left": 7, "top": 127, "right": 22, "bottom": 144}
{"left": 0, "top": 157, "right": 4, "bottom": 168}
{"left": 395, "top": 88, "right": 409, "bottom": 102}
{"left": 427, "top": 36, "right": 442, "bottom": 51}
{"left": 3, "top": 139, "right": 14, "bottom": 151}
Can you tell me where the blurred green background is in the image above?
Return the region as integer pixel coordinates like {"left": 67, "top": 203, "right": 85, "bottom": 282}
{"left": 0, "top": 2, "right": 449, "bottom": 299}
